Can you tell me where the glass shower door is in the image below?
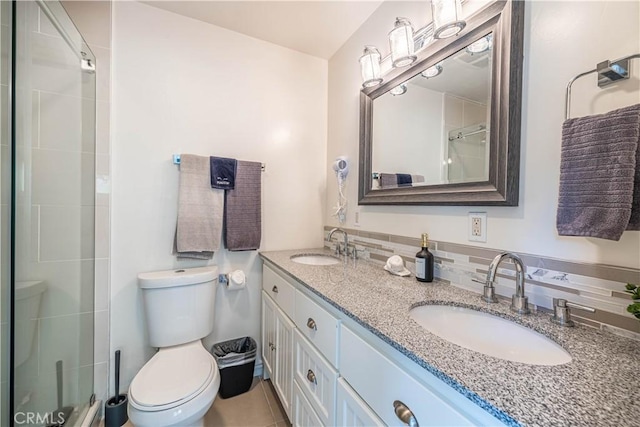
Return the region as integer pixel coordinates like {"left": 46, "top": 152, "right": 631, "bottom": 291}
{"left": 12, "top": 1, "right": 95, "bottom": 425}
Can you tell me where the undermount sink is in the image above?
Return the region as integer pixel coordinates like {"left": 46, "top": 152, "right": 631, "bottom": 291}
{"left": 290, "top": 254, "right": 341, "bottom": 266}
{"left": 409, "top": 305, "right": 572, "bottom": 366}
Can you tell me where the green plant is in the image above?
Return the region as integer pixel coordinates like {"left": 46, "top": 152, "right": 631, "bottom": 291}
{"left": 625, "top": 283, "right": 640, "bottom": 320}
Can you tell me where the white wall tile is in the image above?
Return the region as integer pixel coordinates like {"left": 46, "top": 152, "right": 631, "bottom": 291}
{"left": 94, "top": 310, "right": 108, "bottom": 365}
{"left": 39, "top": 206, "right": 94, "bottom": 262}
{"left": 39, "top": 92, "right": 82, "bottom": 152}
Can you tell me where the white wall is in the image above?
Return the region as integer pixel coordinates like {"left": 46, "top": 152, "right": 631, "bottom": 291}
{"left": 111, "top": 1, "right": 327, "bottom": 390}
{"left": 327, "top": 0, "right": 640, "bottom": 268}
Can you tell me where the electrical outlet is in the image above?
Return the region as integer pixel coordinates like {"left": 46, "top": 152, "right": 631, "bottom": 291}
{"left": 354, "top": 210, "right": 361, "bottom": 227}
{"left": 468, "top": 212, "right": 487, "bottom": 242}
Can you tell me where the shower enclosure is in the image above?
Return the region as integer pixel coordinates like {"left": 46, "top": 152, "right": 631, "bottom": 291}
{"left": 1, "top": 1, "right": 97, "bottom": 425}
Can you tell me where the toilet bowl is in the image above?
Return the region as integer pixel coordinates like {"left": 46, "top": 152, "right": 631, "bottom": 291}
{"left": 128, "top": 341, "right": 220, "bottom": 427}
{"left": 129, "top": 267, "right": 220, "bottom": 427}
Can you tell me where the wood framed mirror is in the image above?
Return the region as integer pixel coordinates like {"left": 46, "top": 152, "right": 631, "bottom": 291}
{"left": 358, "top": 0, "right": 524, "bottom": 206}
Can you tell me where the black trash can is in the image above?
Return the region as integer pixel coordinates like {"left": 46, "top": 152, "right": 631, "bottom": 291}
{"left": 211, "top": 336, "right": 257, "bottom": 399}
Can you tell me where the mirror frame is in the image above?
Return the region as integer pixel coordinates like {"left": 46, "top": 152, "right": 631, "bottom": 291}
{"left": 358, "top": 0, "right": 524, "bottom": 206}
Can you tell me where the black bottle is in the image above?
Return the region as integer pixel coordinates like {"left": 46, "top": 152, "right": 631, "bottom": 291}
{"left": 415, "top": 233, "right": 434, "bottom": 282}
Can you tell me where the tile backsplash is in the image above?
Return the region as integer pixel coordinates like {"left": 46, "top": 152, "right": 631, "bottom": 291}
{"left": 324, "top": 226, "right": 640, "bottom": 338}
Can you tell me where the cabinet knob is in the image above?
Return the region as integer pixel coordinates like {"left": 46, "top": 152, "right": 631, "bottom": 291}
{"left": 306, "top": 318, "right": 317, "bottom": 331}
{"left": 306, "top": 369, "right": 317, "bottom": 385}
{"left": 393, "top": 400, "right": 419, "bottom": 427}
{"left": 272, "top": 285, "right": 278, "bottom": 293}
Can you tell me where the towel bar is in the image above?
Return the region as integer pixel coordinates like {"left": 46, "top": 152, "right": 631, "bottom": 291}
{"left": 172, "top": 154, "right": 265, "bottom": 172}
{"left": 565, "top": 53, "right": 640, "bottom": 120}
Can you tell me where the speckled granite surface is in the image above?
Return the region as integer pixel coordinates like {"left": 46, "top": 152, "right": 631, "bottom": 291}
{"left": 260, "top": 249, "right": 640, "bottom": 427}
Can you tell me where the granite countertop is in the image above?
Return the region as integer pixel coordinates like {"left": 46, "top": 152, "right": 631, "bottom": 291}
{"left": 259, "top": 249, "right": 640, "bottom": 427}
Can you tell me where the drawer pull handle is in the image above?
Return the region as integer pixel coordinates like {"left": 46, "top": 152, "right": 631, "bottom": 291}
{"left": 393, "top": 400, "right": 418, "bottom": 427}
{"left": 306, "top": 369, "right": 317, "bottom": 385}
{"left": 306, "top": 318, "right": 317, "bottom": 331}
{"left": 272, "top": 285, "right": 279, "bottom": 293}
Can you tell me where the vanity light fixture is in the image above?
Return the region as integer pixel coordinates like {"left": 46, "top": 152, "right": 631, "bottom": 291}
{"left": 389, "top": 18, "right": 417, "bottom": 68}
{"left": 431, "top": 0, "right": 466, "bottom": 39}
{"left": 359, "top": 46, "right": 383, "bottom": 88}
{"left": 421, "top": 62, "right": 443, "bottom": 78}
{"left": 466, "top": 34, "right": 493, "bottom": 54}
{"left": 390, "top": 84, "right": 407, "bottom": 96}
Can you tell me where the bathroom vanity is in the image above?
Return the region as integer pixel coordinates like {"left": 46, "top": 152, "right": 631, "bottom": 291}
{"left": 259, "top": 249, "right": 639, "bottom": 427}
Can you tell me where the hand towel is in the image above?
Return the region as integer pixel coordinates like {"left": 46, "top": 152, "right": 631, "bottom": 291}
{"left": 174, "top": 154, "right": 224, "bottom": 259}
{"left": 557, "top": 104, "right": 640, "bottom": 241}
{"left": 224, "top": 160, "right": 262, "bottom": 251}
{"left": 210, "top": 156, "right": 237, "bottom": 190}
{"left": 411, "top": 174, "right": 425, "bottom": 184}
{"left": 397, "top": 173, "right": 413, "bottom": 186}
{"left": 379, "top": 173, "right": 398, "bottom": 188}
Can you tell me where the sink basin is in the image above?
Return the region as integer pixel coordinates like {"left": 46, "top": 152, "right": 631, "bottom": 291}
{"left": 290, "top": 254, "right": 341, "bottom": 266}
{"left": 409, "top": 305, "right": 571, "bottom": 366}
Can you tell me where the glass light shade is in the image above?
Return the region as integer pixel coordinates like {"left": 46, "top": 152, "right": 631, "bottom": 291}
{"left": 467, "top": 34, "right": 493, "bottom": 54}
{"left": 389, "top": 18, "right": 417, "bottom": 68}
{"left": 390, "top": 84, "right": 407, "bottom": 96}
{"left": 431, "top": 0, "right": 466, "bottom": 39}
{"left": 359, "top": 46, "right": 383, "bottom": 88}
{"left": 421, "top": 62, "right": 443, "bottom": 78}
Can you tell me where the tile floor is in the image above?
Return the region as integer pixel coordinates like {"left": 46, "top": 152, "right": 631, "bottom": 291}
{"left": 118, "top": 377, "right": 291, "bottom": 427}
{"left": 204, "top": 378, "right": 291, "bottom": 427}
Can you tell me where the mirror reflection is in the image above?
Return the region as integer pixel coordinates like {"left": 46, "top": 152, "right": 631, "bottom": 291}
{"left": 371, "top": 32, "right": 493, "bottom": 190}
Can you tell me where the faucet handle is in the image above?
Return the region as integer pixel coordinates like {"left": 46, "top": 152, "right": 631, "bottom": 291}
{"left": 551, "top": 298, "right": 595, "bottom": 327}
{"left": 473, "top": 278, "right": 498, "bottom": 303}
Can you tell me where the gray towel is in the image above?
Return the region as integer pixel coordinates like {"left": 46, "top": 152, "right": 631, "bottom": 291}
{"left": 174, "top": 154, "right": 224, "bottom": 259}
{"left": 224, "top": 161, "right": 261, "bottom": 251}
{"left": 380, "top": 173, "right": 398, "bottom": 188}
{"left": 557, "top": 104, "right": 640, "bottom": 241}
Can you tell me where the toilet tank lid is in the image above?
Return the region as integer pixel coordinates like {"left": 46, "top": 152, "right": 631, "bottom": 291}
{"left": 138, "top": 267, "right": 218, "bottom": 289}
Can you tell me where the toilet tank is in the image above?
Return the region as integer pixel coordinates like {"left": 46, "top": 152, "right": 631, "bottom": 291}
{"left": 138, "top": 267, "right": 218, "bottom": 348}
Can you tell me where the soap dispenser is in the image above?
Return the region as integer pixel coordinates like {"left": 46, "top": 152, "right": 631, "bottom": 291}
{"left": 415, "top": 233, "right": 434, "bottom": 282}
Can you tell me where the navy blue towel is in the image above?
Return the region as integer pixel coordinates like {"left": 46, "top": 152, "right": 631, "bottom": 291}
{"left": 210, "top": 156, "right": 237, "bottom": 190}
{"left": 397, "top": 174, "right": 413, "bottom": 186}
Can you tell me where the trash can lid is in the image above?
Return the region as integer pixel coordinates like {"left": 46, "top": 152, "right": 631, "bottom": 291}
{"left": 130, "top": 342, "right": 216, "bottom": 409}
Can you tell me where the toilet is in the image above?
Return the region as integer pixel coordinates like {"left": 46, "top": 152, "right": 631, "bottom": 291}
{"left": 128, "top": 267, "right": 221, "bottom": 427}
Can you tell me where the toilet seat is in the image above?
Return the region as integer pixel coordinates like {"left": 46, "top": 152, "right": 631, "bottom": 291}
{"left": 129, "top": 342, "right": 216, "bottom": 412}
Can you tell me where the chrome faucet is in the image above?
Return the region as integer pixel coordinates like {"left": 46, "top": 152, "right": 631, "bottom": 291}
{"left": 486, "top": 252, "right": 530, "bottom": 314}
{"left": 327, "top": 228, "right": 349, "bottom": 259}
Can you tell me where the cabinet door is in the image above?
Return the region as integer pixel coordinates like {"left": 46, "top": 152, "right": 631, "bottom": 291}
{"left": 274, "top": 306, "right": 295, "bottom": 419}
{"left": 262, "top": 292, "right": 276, "bottom": 380}
{"left": 336, "top": 378, "right": 385, "bottom": 427}
{"left": 294, "top": 329, "right": 337, "bottom": 427}
{"left": 293, "top": 381, "right": 324, "bottom": 427}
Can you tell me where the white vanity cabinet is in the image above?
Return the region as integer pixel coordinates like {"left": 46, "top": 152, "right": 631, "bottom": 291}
{"left": 262, "top": 262, "right": 506, "bottom": 427}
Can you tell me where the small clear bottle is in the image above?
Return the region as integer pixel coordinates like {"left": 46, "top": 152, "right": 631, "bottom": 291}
{"left": 415, "top": 233, "right": 434, "bottom": 282}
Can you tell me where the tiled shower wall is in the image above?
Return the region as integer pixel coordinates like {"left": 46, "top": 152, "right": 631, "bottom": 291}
{"left": 62, "top": 1, "right": 111, "bottom": 406}
{"left": 325, "top": 226, "right": 640, "bottom": 337}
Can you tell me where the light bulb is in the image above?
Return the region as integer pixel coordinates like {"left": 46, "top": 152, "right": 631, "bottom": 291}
{"left": 431, "top": 0, "right": 466, "bottom": 39}
{"left": 389, "top": 18, "right": 417, "bottom": 68}
{"left": 359, "top": 46, "right": 383, "bottom": 88}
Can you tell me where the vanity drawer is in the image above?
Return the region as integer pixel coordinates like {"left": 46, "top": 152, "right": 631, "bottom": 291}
{"left": 263, "top": 265, "right": 295, "bottom": 318}
{"left": 294, "top": 329, "right": 337, "bottom": 427}
{"left": 293, "top": 381, "right": 324, "bottom": 427}
{"left": 294, "top": 290, "right": 339, "bottom": 367}
{"left": 339, "top": 325, "right": 476, "bottom": 427}
{"left": 336, "top": 378, "right": 385, "bottom": 427}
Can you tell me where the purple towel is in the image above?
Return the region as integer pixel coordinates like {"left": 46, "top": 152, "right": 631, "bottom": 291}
{"left": 224, "top": 161, "right": 262, "bottom": 251}
{"left": 557, "top": 104, "right": 640, "bottom": 241}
